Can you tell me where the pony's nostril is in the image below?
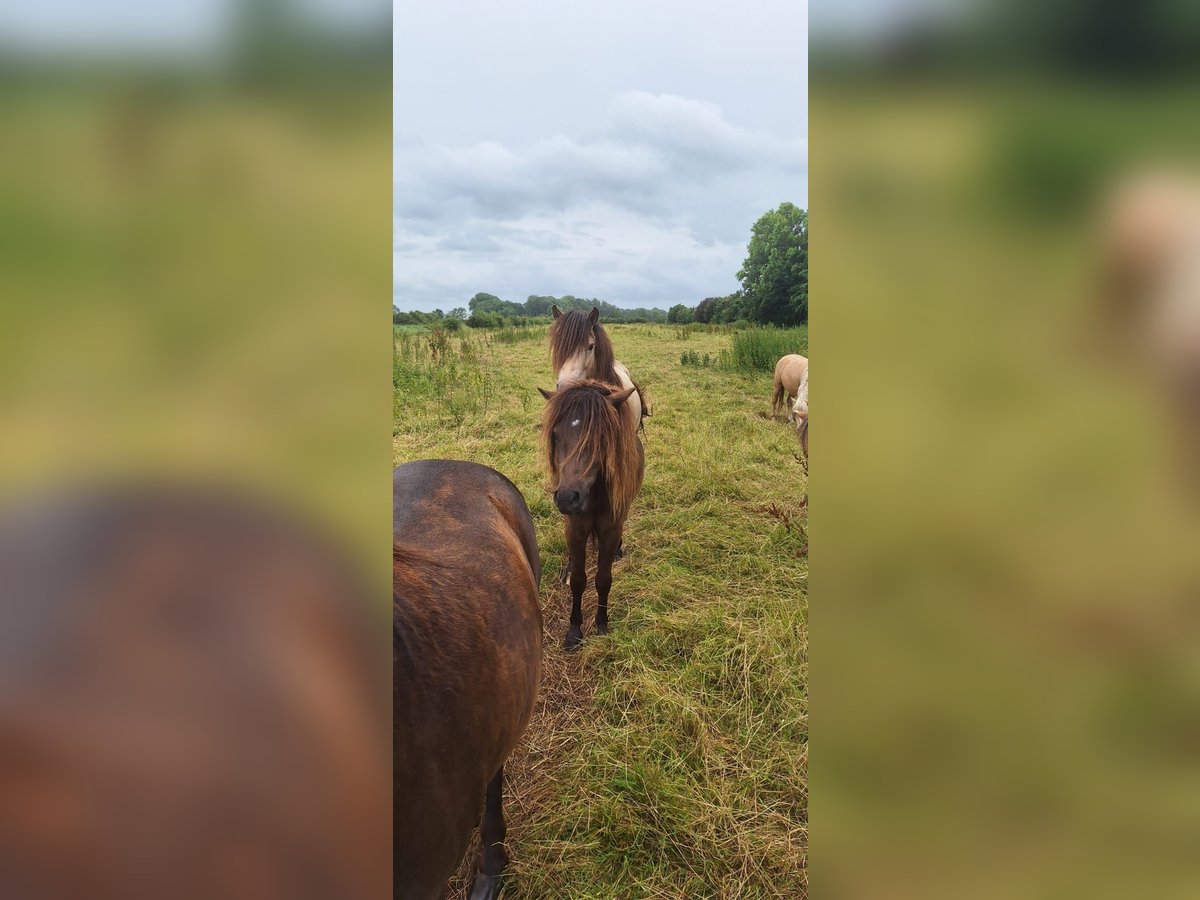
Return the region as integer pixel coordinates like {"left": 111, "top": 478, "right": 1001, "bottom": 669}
{"left": 555, "top": 490, "right": 580, "bottom": 508}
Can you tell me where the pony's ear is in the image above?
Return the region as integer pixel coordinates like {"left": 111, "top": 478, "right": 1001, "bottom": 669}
{"left": 607, "top": 386, "right": 636, "bottom": 407}
{"left": 538, "top": 387, "right": 556, "bottom": 401}
{"left": 551, "top": 305, "right": 562, "bottom": 320}
{"left": 588, "top": 307, "right": 600, "bottom": 324}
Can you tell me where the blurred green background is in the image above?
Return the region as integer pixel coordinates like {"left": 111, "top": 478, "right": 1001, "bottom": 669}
{"left": 813, "top": 1, "right": 1200, "bottom": 896}
{"left": 0, "top": 0, "right": 390, "bottom": 563}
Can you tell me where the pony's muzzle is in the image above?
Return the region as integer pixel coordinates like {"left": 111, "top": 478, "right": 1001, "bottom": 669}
{"left": 554, "top": 489, "right": 587, "bottom": 515}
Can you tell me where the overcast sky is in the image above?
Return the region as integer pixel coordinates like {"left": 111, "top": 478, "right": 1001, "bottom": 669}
{"left": 393, "top": 0, "right": 808, "bottom": 312}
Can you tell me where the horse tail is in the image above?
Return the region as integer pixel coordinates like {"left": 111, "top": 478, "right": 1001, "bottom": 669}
{"left": 635, "top": 382, "right": 651, "bottom": 418}
{"left": 771, "top": 378, "right": 784, "bottom": 417}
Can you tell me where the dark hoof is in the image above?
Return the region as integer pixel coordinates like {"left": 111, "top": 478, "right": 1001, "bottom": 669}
{"left": 563, "top": 631, "right": 582, "bottom": 651}
{"left": 614, "top": 543, "right": 625, "bottom": 561}
{"left": 596, "top": 620, "right": 609, "bottom": 636}
{"left": 468, "top": 872, "right": 502, "bottom": 900}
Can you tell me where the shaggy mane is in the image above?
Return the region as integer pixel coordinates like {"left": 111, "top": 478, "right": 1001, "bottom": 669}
{"left": 541, "top": 380, "right": 640, "bottom": 523}
{"left": 548, "top": 310, "right": 618, "bottom": 385}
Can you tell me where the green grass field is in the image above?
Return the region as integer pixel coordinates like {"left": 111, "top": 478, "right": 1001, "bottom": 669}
{"left": 394, "top": 323, "right": 808, "bottom": 898}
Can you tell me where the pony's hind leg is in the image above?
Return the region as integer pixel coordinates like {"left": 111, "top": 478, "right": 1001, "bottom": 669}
{"left": 469, "top": 766, "right": 508, "bottom": 900}
{"left": 771, "top": 381, "right": 784, "bottom": 419}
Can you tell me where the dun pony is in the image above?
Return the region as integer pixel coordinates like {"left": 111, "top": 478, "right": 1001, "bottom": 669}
{"left": 393, "top": 460, "right": 542, "bottom": 900}
{"left": 539, "top": 380, "right": 644, "bottom": 649}
{"left": 548, "top": 305, "right": 648, "bottom": 427}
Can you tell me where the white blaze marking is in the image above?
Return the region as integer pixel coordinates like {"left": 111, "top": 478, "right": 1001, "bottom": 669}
{"left": 557, "top": 351, "right": 588, "bottom": 386}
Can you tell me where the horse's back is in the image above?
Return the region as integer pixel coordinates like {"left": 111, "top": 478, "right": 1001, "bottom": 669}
{"left": 392, "top": 460, "right": 542, "bottom": 898}
{"left": 775, "top": 354, "right": 809, "bottom": 395}
{"left": 392, "top": 458, "right": 542, "bottom": 735}
{"left": 393, "top": 459, "right": 540, "bottom": 586}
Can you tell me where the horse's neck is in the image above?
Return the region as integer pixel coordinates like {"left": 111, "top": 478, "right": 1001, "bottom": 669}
{"left": 553, "top": 357, "right": 642, "bottom": 426}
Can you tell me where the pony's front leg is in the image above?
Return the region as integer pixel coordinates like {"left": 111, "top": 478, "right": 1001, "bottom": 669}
{"left": 594, "top": 529, "right": 620, "bottom": 636}
{"left": 564, "top": 522, "right": 588, "bottom": 650}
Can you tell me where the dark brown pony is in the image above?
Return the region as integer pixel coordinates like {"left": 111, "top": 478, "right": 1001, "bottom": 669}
{"left": 393, "top": 460, "right": 542, "bottom": 900}
{"left": 548, "top": 305, "right": 649, "bottom": 427}
{"left": 0, "top": 485, "right": 390, "bottom": 900}
{"left": 537, "top": 381, "right": 644, "bottom": 650}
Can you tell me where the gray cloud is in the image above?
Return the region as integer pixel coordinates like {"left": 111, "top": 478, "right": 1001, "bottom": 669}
{"left": 606, "top": 92, "right": 806, "bottom": 172}
{"left": 394, "top": 1, "right": 807, "bottom": 312}
{"left": 396, "top": 92, "right": 804, "bottom": 225}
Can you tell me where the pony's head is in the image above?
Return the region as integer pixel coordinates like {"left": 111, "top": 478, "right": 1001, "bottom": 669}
{"left": 548, "top": 306, "right": 617, "bottom": 387}
{"left": 538, "top": 380, "right": 637, "bottom": 517}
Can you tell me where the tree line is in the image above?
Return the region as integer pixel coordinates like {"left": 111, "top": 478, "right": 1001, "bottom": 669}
{"left": 392, "top": 295, "right": 670, "bottom": 329}
{"left": 394, "top": 202, "right": 807, "bottom": 329}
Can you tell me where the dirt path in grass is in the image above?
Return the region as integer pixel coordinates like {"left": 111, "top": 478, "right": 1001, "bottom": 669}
{"left": 445, "top": 556, "right": 601, "bottom": 900}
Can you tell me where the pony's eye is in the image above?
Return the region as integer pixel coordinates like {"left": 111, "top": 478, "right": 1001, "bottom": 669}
{"left": 588, "top": 343, "right": 595, "bottom": 352}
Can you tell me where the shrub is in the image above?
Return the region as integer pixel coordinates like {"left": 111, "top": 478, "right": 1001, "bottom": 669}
{"left": 726, "top": 327, "right": 808, "bottom": 373}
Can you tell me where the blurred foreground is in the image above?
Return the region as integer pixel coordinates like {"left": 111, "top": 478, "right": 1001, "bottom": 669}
{"left": 813, "top": 1, "right": 1200, "bottom": 897}
{"left": 1, "top": 2, "right": 390, "bottom": 897}
{"left": 0, "top": 485, "right": 390, "bottom": 899}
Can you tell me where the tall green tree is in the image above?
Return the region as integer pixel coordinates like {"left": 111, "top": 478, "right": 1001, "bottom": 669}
{"left": 522, "top": 295, "right": 556, "bottom": 317}
{"left": 693, "top": 297, "right": 718, "bottom": 324}
{"left": 737, "top": 203, "right": 808, "bottom": 326}
{"left": 468, "top": 292, "right": 505, "bottom": 313}
{"left": 667, "top": 303, "right": 694, "bottom": 324}
{"left": 711, "top": 292, "right": 745, "bottom": 324}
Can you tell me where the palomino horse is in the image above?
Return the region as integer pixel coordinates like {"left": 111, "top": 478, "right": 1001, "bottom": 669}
{"left": 792, "top": 365, "right": 809, "bottom": 458}
{"left": 538, "top": 381, "right": 644, "bottom": 650}
{"left": 549, "top": 305, "right": 648, "bottom": 430}
{"left": 393, "top": 461, "right": 543, "bottom": 900}
{"left": 1102, "top": 170, "right": 1200, "bottom": 489}
{"left": 771, "top": 353, "right": 808, "bottom": 421}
